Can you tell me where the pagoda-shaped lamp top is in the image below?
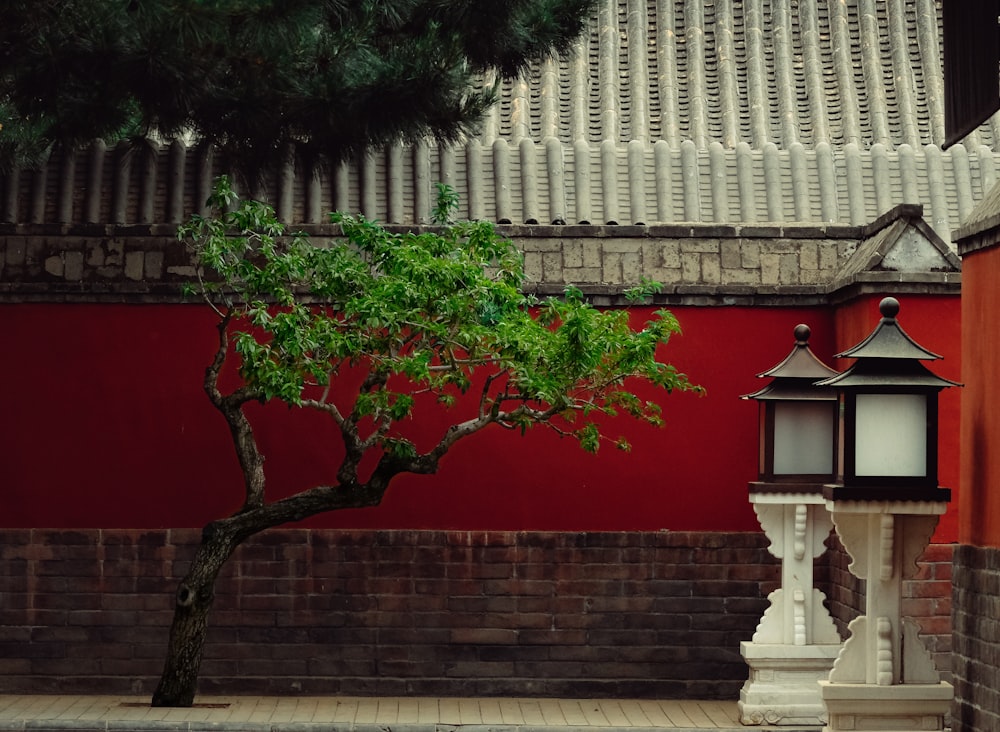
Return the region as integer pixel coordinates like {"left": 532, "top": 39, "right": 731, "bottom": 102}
{"left": 816, "top": 297, "right": 959, "bottom": 499}
{"left": 816, "top": 298, "right": 960, "bottom": 391}
{"left": 744, "top": 324, "right": 839, "bottom": 401}
{"left": 744, "top": 324, "right": 840, "bottom": 488}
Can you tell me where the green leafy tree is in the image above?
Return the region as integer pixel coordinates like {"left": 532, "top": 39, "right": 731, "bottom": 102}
{"left": 0, "top": 0, "right": 599, "bottom": 175}
{"left": 153, "top": 178, "right": 700, "bottom": 706}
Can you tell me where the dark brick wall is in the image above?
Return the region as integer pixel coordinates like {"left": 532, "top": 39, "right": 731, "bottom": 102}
{"left": 903, "top": 542, "right": 954, "bottom": 677}
{"left": 823, "top": 533, "right": 864, "bottom": 640}
{"left": 953, "top": 544, "right": 1000, "bottom": 732}
{"left": 0, "top": 529, "right": 780, "bottom": 699}
{"left": 822, "top": 534, "right": 954, "bottom": 679}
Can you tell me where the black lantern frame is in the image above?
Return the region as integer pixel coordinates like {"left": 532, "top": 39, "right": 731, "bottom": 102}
{"left": 744, "top": 324, "right": 840, "bottom": 491}
{"left": 817, "top": 298, "right": 959, "bottom": 502}
{"left": 840, "top": 388, "right": 939, "bottom": 489}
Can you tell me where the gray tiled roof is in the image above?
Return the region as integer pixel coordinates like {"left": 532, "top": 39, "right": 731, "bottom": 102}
{"left": 0, "top": 0, "right": 995, "bottom": 246}
{"left": 411, "top": 0, "right": 999, "bottom": 241}
{"left": 491, "top": 0, "right": 954, "bottom": 150}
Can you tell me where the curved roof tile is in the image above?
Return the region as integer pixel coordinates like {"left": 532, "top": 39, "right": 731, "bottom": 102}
{"left": 0, "top": 0, "right": 996, "bottom": 245}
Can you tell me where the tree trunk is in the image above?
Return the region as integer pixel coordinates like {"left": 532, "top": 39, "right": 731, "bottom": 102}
{"left": 149, "top": 482, "right": 388, "bottom": 706}
{"left": 152, "top": 522, "right": 242, "bottom": 707}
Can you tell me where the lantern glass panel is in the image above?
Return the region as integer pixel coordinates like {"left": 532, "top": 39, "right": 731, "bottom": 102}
{"left": 773, "top": 401, "right": 835, "bottom": 475}
{"left": 854, "top": 393, "right": 927, "bottom": 477}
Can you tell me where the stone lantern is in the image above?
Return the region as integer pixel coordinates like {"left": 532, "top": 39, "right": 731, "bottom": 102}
{"left": 816, "top": 297, "right": 958, "bottom": 732}
{"left": 818, "top": 297, "right": 954, "bottom": 501}
{"left": 739, "top": 324, "right": 843, "bottom": 727}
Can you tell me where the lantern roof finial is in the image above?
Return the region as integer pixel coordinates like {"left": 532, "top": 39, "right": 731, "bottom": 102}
{"left": 743, "top": 324, "right": 839, "bottom": 400}
{"left": 755, "top": 324, "right": 839, "bottom": 381}
{"left": 835, "top": 297, "right": 943, "bottom": 361}
{"left": 816, "top": 297, "right": 960, "bottom": 390}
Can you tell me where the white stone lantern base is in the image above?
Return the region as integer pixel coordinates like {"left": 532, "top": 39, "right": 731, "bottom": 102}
{"left": 739, "top": 642, "right": 842, "bottom": 726}
{"left": 819, "top": 680, "right": 953, "bottom": 732}
{"left": 819, "top": 499, "right": 952, "bottom": 732}
{"left": 740, "top": 494, "right": 841, "bottom": 726}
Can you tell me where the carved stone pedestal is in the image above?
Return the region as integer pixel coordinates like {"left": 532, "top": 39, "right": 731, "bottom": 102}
{"left": 741, "top": 643, "right": 841, "bottom": 726}
{"left": 819, "top": 680, "right": 953, "bottom": 732}
{"left": 820, "top": 499, "right": 953, "bottom": 732}
{"left": 739, "top": 492, "right": 842, "bottom": 726}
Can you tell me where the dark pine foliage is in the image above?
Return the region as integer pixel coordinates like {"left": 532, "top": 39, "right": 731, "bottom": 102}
{"left": 0, "top": 0, "right": 599, "bottom": 177}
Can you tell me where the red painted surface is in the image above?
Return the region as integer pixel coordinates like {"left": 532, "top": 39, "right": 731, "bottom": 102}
{"left": 960, "top": 247, "right": 1000, "bottom": 548}
{"left": 831, "top": 295, "right": 962, "bottom": 543}
{"left": 1, "top": 303, "right": 855, "bottom": 532}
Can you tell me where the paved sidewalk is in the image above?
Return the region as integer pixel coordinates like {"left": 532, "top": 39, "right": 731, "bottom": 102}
{"left": 0, "top": 695, "right": 819, "bottom": 732}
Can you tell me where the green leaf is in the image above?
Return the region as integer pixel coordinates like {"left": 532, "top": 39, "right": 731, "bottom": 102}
{"left": 187, "top": 177, "right": 700, "bottom": 481}
{"left": 578, "top": 423, "right": 600, "bottom": 453}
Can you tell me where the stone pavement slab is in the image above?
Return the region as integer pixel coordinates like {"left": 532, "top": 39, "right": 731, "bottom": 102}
{"left": 0, "top": 695, "right": 821, "bottom": 732}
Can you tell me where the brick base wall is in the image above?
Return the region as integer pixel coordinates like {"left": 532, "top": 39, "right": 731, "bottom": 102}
{"left": 953, "top": 544, "right": 1000, "bottom": 732}
{"left": 0, "top": 529, "right": 780, "bottom": 699}
{"left": 823, "top": 533, "right": 864, "bottom": 640}
{"left": 823, "top": 534, "right": 954, "bottom": 679}
{"left": 903, "top": 542, "right": 954, "bottom": 678}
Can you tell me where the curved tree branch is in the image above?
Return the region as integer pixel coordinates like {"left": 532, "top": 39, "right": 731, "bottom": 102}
{"left": 205, "top": 313, "right": 268, "bottom": 511}
{"left": 221, "top": 481, "right": 386, "bottom": 539}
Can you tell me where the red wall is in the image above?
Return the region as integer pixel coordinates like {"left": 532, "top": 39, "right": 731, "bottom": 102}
{"left": 2, "top": 303, "right": 854, "bottom": 532}
{"left": 960, "top": 247, "right": 1000, "bottom": 547}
